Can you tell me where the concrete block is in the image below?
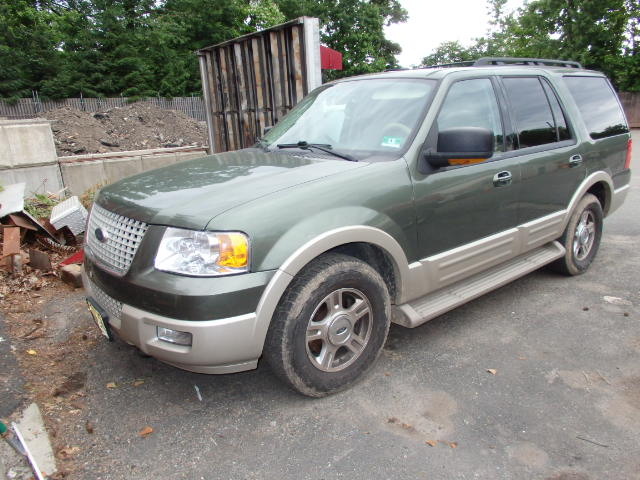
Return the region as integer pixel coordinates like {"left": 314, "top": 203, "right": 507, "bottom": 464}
{"left": 141, "top": 152, "right": 178, "bottom": 171}
{"left": 103, "top": 156, "right": 143, "bottom": 184}
{"left": 0, "top": 119, "right": 57, "bottom": 168}
{"left": 60, "top": 264, "right": 83, "bottom": 288}
{"left": 2, "top": 164, "right": 64, "bottom": 195}
{"left": 60, "top": 160, "right": 106, "bottom": 196}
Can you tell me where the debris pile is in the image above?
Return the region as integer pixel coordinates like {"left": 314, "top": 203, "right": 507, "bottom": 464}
{"left": 0, "top": 183, "right": 85, "bottom": 294}
{"left": 46, "top": 103, "right": 208, "bottom": 156}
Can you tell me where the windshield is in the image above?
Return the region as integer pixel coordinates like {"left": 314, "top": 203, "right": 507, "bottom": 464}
{"left": 261, "top": 78, "right": 436, "bottom": 161}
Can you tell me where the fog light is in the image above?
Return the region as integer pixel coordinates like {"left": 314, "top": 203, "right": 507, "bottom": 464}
{"left": 157, "top": 327, "right": 192, "bottom": 346}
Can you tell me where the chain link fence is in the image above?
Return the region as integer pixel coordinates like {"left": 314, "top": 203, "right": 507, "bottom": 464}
{"left": 0, "top": 95, "right": 206, "bottom": 122}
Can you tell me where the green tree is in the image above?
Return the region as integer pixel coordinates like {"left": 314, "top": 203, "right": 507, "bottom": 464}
{"left": 0, "top": 0, "right": 61, "bottom": 99}
{"left": 421, "top": 0, "right": 638, "bottom": 90}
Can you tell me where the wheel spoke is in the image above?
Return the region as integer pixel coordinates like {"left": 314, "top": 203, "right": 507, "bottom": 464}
{"left": 348, "top": 298, "right": 369, "bottom": 320}
{"left": 346, "top": 334, "right": 366, "bottom": 354}
{"left": 580, "top": 211, "right": 589, "bottom": 226}
{"left": 327, "top": 290, "right": 343, "bottom": 311}
{"left": 318, "top": 345, "right": 337, "bottom": 369}
{"left": 307, "top": 316, "right": 331, "bottom": 341}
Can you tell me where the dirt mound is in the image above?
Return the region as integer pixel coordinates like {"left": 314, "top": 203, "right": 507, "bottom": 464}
{"left": 46, "top": 103, "right": 208, "bottom": 156}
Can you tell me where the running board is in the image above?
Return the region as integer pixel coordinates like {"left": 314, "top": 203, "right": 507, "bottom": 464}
{"left": 393, "top": 241, "right": 565, "bottom": 328}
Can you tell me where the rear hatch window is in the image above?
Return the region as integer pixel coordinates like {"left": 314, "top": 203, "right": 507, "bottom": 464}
{"left": 563, "top": 76, "right": 629, "bottom": 140}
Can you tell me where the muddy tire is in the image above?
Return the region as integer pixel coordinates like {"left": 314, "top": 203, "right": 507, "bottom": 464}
{"left": 550, "top": 193, "right": 603, "bottom": 276}
{"left": 264, "top": 253, "right": 391, "bottom": 397}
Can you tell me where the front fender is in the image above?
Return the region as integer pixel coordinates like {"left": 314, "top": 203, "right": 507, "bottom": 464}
{"left": 250, "top": 223, "right": 414, "bottom": 361}
{"left": 260, "top": 206, "right": 412, "bottom": 275}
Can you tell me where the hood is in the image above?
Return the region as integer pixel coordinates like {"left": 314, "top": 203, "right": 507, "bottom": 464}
{"left": 97, "top": 149, "right": 366, "bottom": 229}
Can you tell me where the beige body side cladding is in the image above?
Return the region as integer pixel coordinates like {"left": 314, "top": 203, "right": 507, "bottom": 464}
{"left": 393, "top": 241, "right": 565, "bottom": 328}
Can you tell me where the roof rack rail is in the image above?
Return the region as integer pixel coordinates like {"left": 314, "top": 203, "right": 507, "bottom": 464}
{"left": 473, "top": 57, "right": 582, "bottom": 68}
{"left": 420, "top": 61, "right": 475, "bottom": 69}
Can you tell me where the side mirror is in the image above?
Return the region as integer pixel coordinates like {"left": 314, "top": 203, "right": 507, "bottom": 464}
{"left": 263, "top": 126, "right": 273, "bottom": 135}
{"left": 425, "top": 127, "right": 494, "bottom": 169}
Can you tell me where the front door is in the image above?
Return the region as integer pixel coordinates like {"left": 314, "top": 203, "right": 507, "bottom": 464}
{"left": 411, "top": 77, "right": 521, "bottom": 289}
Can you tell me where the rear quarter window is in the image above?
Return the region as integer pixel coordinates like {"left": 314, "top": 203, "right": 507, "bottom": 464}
{"left": 563, "top": 76, "right": 629, "bottom": 140}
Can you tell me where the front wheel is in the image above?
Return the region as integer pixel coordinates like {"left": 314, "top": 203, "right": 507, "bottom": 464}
{"left": 550, "top": 193, "right": 603, "bottom": 276}
{"left": 264, "top": 253, "right": 391, "bottom": 397}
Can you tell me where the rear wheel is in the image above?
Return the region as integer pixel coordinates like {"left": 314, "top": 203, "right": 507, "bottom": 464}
{"left": 264, "top": 253, "right": 391, "bottom": 397}
{"left": 550, "top": 193, "right": 603, "bottom": 275}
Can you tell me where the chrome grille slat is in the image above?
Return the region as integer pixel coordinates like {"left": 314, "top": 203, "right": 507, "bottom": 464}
{"left": 86, "top": 204, "right": 148, "bottom": 276}
{"left": 86, "top": 278, "right": 122, "bottom": 322}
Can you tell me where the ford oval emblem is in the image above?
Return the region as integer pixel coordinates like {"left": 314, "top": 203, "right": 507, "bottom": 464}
{"left": 95, "top": 227, "right": 109, "bottom": 243}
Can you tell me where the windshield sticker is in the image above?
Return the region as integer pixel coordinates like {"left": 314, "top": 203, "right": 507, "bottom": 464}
{"left": 381, "top": 136, "right": 404, "bottom": 148}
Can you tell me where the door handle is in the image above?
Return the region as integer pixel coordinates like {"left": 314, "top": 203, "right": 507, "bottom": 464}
{"left": 493, "top": 170, "right": 512, "bottom": 187}
{"left": 569, "top": 154, "right": 583, "bottom": 167}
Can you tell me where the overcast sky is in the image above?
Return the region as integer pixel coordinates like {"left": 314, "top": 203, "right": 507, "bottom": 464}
{"left": 385, "top": 0, "right": 525, "bottom": 68}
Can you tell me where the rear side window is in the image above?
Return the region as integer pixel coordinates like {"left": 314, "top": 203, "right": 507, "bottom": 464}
{"left": 502, "top": 77, "right": 559, "bottom": 149}
{"left": 563, "top": 76, "right": 629, "bottom": 139}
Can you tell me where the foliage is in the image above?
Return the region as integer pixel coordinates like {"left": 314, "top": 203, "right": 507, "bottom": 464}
{"left": 420, "top": 0, "right": 640, "bottom": 91}
{"left": 24, "top": 193, "right": 61, "bottom": 219}
{"left": 0, "top": 0, "right": 61, "bottom": 99}
{"left": 0, "top": 0, "right": 407, "bottom": 99}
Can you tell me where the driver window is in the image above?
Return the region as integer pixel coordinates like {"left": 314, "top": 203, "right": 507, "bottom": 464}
{"left": 437, "top": 78, "right": 504, "bottom": 152}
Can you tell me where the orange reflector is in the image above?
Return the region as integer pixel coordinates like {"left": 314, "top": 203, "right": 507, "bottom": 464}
{"left": 625, "top": 138, "right": 632, "bottom": 170}
{"left": 217, "top": 233, "right": 249, "bottom": 268}
{"left": 448, "top": 158, "right": 487, "bottom": 166}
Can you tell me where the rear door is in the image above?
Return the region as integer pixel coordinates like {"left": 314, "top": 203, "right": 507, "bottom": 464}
{"left": 498, "top": 75, "right": 584, "bottom": 247}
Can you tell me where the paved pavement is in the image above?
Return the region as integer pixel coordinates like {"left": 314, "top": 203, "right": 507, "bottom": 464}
{"left": 9, "top": 132, "right": 640, "bottom": 479}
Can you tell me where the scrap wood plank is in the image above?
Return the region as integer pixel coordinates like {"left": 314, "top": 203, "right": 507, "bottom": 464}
{"left": 8, "top": 213, "right": 38, "bottom": 231}
{"left": 2, "top": 227, "right": 20, "bottom": 257}
{"left": 2, "top": 227, "right": 21, "bottom": 272}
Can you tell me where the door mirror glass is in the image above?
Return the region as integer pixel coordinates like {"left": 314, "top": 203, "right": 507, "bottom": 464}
{"left": 426, "top": 127, "right": 494, "bottom": 168}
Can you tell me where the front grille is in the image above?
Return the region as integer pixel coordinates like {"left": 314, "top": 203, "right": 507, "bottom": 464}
{"left": 86, "top": 277, "right": 123, "bottom": 322}
{"left": 86, "top": 204, "right": 148, "bottom": 276}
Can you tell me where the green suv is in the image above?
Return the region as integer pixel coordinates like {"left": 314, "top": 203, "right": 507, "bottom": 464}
{"left": 83, "top": 58, "right": 632, "bottom": 397}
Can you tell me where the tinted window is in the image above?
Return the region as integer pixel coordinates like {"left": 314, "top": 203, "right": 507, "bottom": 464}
{"left": 503, "top": 77, "right": 557, "bottom": 148}
{"left": 437, "top": 78, "right": 504, "bottom": 151}
{"left": 563, "top": 76, "right": 629, "bottom": 139}
{"left": 541, "top": 80, "right": 571, "bottom": 141}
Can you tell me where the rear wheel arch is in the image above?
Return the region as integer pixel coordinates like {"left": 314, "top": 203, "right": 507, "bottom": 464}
{"left": 586, "top": 181, "right": 611, "bottom": 215}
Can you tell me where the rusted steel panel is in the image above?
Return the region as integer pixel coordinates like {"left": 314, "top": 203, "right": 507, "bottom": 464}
{"left": 619, "top": 91, "right": 640, "bottom": 128}
{"left": 197, "top": 17, "right": 321, "bottom": 153}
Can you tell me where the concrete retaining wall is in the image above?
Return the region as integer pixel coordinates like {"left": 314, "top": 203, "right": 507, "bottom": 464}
{"left": 59, "top": 146, "right": 208, "bottom": 195}
{"left": 0, "top": 119, "right": 63, "bottom": 194}
{"left": 0, "top": 118, "right": 209, "bottom": 196}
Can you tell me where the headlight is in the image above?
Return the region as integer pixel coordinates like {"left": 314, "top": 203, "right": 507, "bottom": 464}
{"left": 154, "top": 228, "right": 249, "bottom": 276}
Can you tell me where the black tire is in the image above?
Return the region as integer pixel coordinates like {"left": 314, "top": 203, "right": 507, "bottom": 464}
{"left": 549, "top": 193, "right": 603, "bottom": 276}
{"left": 264, "top": 253, "right": 391, "bottom": 397}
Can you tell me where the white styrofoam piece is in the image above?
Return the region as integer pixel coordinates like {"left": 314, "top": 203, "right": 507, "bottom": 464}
{"left": 0, "top": 182, "right": 25, "bottom": 218}
{"left": 15, "top": 403, "right": 56, "bottom": 478}
{"left": 49, "top": 195, "right": 88, "bottom": 235}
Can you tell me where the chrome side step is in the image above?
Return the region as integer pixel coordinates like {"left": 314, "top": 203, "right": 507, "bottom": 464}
{"left": 393, "top": 241, "right": 565, "bottom": 328}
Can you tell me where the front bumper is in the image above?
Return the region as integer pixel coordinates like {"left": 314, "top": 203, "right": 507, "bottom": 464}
{"left": 82, "top": 269, "right": 267, "bottom": 374}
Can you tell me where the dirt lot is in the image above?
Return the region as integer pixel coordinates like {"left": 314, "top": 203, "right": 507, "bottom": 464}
{"left": 45, "top": 103, "right": 207, "bottom": 156}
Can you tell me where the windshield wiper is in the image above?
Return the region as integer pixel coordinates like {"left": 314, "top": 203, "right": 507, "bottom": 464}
{"left": 255, "top": 137, "right": 269, "bottom": 152}
{"left": 277, "top": 141, "right": 357, "bottom": 162}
